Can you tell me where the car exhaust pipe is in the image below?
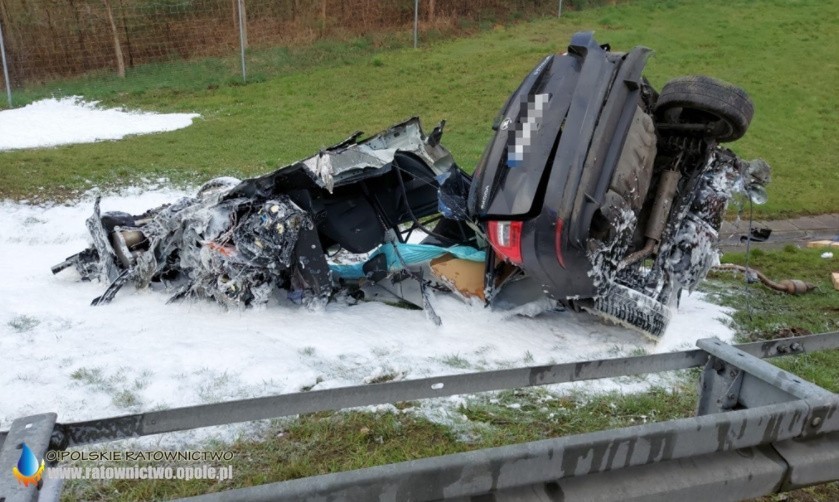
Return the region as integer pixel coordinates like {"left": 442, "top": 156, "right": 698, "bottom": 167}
{"left": 620, "top": 239, "right": 656, "bottom": 269}
{"left": 620, "top": 169, "right": 681, "bottom": 268}
{"left": 51, "top": 259, "right": 73, "bottom": 275}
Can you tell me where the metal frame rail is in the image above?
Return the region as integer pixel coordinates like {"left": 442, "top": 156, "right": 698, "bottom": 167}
{"left": 1, "top": 332, "right": 837, "bottom": 501}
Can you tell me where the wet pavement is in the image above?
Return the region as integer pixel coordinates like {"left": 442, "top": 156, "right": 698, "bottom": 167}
{"left": 719, "top": 213, "right": 839, "bottom": 251}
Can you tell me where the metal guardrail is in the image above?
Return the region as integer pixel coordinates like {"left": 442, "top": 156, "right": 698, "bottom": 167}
{"left": 1, "top": 332, "right": 837, "bottom": 501}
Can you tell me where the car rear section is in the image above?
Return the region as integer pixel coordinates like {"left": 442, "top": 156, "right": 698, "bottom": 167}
{"left": 469, "top": 32, "right": 655, "bottom": 301}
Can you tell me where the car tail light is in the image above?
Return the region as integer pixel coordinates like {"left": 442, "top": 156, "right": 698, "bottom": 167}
{"left": 488, "top": 220, "right": 523, "bottom": 264}
{"left": 554, "top": 218, "right": 566, "bottom": 269}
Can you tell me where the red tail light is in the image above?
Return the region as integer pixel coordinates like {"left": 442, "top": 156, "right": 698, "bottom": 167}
{"left": 554, "top": 218, "right": 566, "bottom": 269}
{"left": 488, "top": 220, "right": 523, "bottom": 264}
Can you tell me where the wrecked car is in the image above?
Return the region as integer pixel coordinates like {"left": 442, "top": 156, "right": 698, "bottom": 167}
{"left": 52, "top": 117, "right": 472, "bottom": 310}
{"left": 468, "top": 32, "right": 770, "bottom": 337}
{"left": 54, "top": 32, "right": 769, "bottom": 340}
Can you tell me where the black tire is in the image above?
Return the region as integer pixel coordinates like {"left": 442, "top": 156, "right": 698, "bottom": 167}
{"left": 656, "top": 76, "right": 753, "bottom": 142}
{"left": 586, "top": 284, "right": 672, "bottom": 341}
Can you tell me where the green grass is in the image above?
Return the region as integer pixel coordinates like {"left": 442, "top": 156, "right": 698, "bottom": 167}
{"left": 2, "top": 0, "right": 838, "bottom": 217}
{"left": 62, "top": 386, "right": 699, "bottom": 501}
{"left": 705, "top": 246, "right": 839, "bottom": 391}
{"left": 712, "top": 246, "right": 839, "bottom": 340}
{"left": 703, "top": 246, "right": 839, "bottom": 501}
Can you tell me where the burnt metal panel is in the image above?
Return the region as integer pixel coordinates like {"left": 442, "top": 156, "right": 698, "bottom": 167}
{"left": 56, "top": 415, "right": 144, "bottom": 450}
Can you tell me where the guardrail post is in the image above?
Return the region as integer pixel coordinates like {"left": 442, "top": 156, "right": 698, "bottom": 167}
{"left": 413, "top": 0, "right": 419, "bottom": 49}
{"left": 696, "top": 337, "right": 834, "bottom": 415}
{"left": 0, "top": 413, "right": 57, "bottom": 502}
{"left": 237, "top": 0, "right": 247, "bottom": 83}
{"left": 696, "top": 355, "right": 744, "bottom": 415}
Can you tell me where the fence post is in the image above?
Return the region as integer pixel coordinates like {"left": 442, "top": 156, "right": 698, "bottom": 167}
{"left": 102, "top": 0, "right": 126, "bottom": 78}
{"left": 0, "top": 19, "right": 12, "bottom": 107}
{"left": 558, "top": 0, "right": 563, "bottom": 18}
{"left": 413, "top": 0, "right": 419, "bottom": 49}
{"left": 237, "top": 0, "right": 247, "bottom": 82}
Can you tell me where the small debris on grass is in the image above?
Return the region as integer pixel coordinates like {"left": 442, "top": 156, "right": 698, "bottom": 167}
{"left": 807, "top": 240, "right": 839, "bottom": 249}
{"left": 713, "top": 264, "right": 816, "bottom": 295}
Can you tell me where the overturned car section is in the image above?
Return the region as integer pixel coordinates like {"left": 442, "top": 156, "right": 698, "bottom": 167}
{"left": 467, "top": 32, "right": 769, "bottom": 338}
{"left": 54, "top": 32, "right": 771, "bottom": 340}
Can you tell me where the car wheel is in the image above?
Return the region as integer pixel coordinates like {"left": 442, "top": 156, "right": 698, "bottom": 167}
{"left": 586, "top": 284, "right": 672, "bottom": 340}
{"left": 655, "top": 76, "right": 753, "bottom": 142}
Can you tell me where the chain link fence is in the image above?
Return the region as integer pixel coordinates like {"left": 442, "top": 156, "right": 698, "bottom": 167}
{"left": 0, "top": 0, "right": 598, "bottom": 108}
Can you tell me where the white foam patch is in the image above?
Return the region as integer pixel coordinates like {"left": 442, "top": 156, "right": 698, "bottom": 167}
{"left": 0, "top": 97, "right": 199, "bottom": 150}
{"left": 0, "top": 188, "right": 735, "bottom": 445}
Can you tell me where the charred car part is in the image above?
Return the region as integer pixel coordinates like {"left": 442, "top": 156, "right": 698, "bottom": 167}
{"left": 53, "top": 118, "right": 471, "bottom": 309}
{"left": 468, "top": 31, "right": 770, "bottom": 339}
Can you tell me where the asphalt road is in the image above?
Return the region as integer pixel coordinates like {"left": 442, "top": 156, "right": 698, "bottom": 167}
{"left": 719, "top": 213, "right": 839, "bottom": 251}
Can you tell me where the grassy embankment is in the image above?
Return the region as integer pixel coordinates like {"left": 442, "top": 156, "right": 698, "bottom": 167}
{"left": 1, "top": 0, "right": 838, "bottom": 217}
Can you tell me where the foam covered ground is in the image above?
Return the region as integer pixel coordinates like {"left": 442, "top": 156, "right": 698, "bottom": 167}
{"left": 0, "top": 188, "right": 734, "bottom": 438}
{"left": 0, "top": 99, "right": 732, "bottom": 444}
{"left": 0, "top": 97, "right": 198, "bottom": 151}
